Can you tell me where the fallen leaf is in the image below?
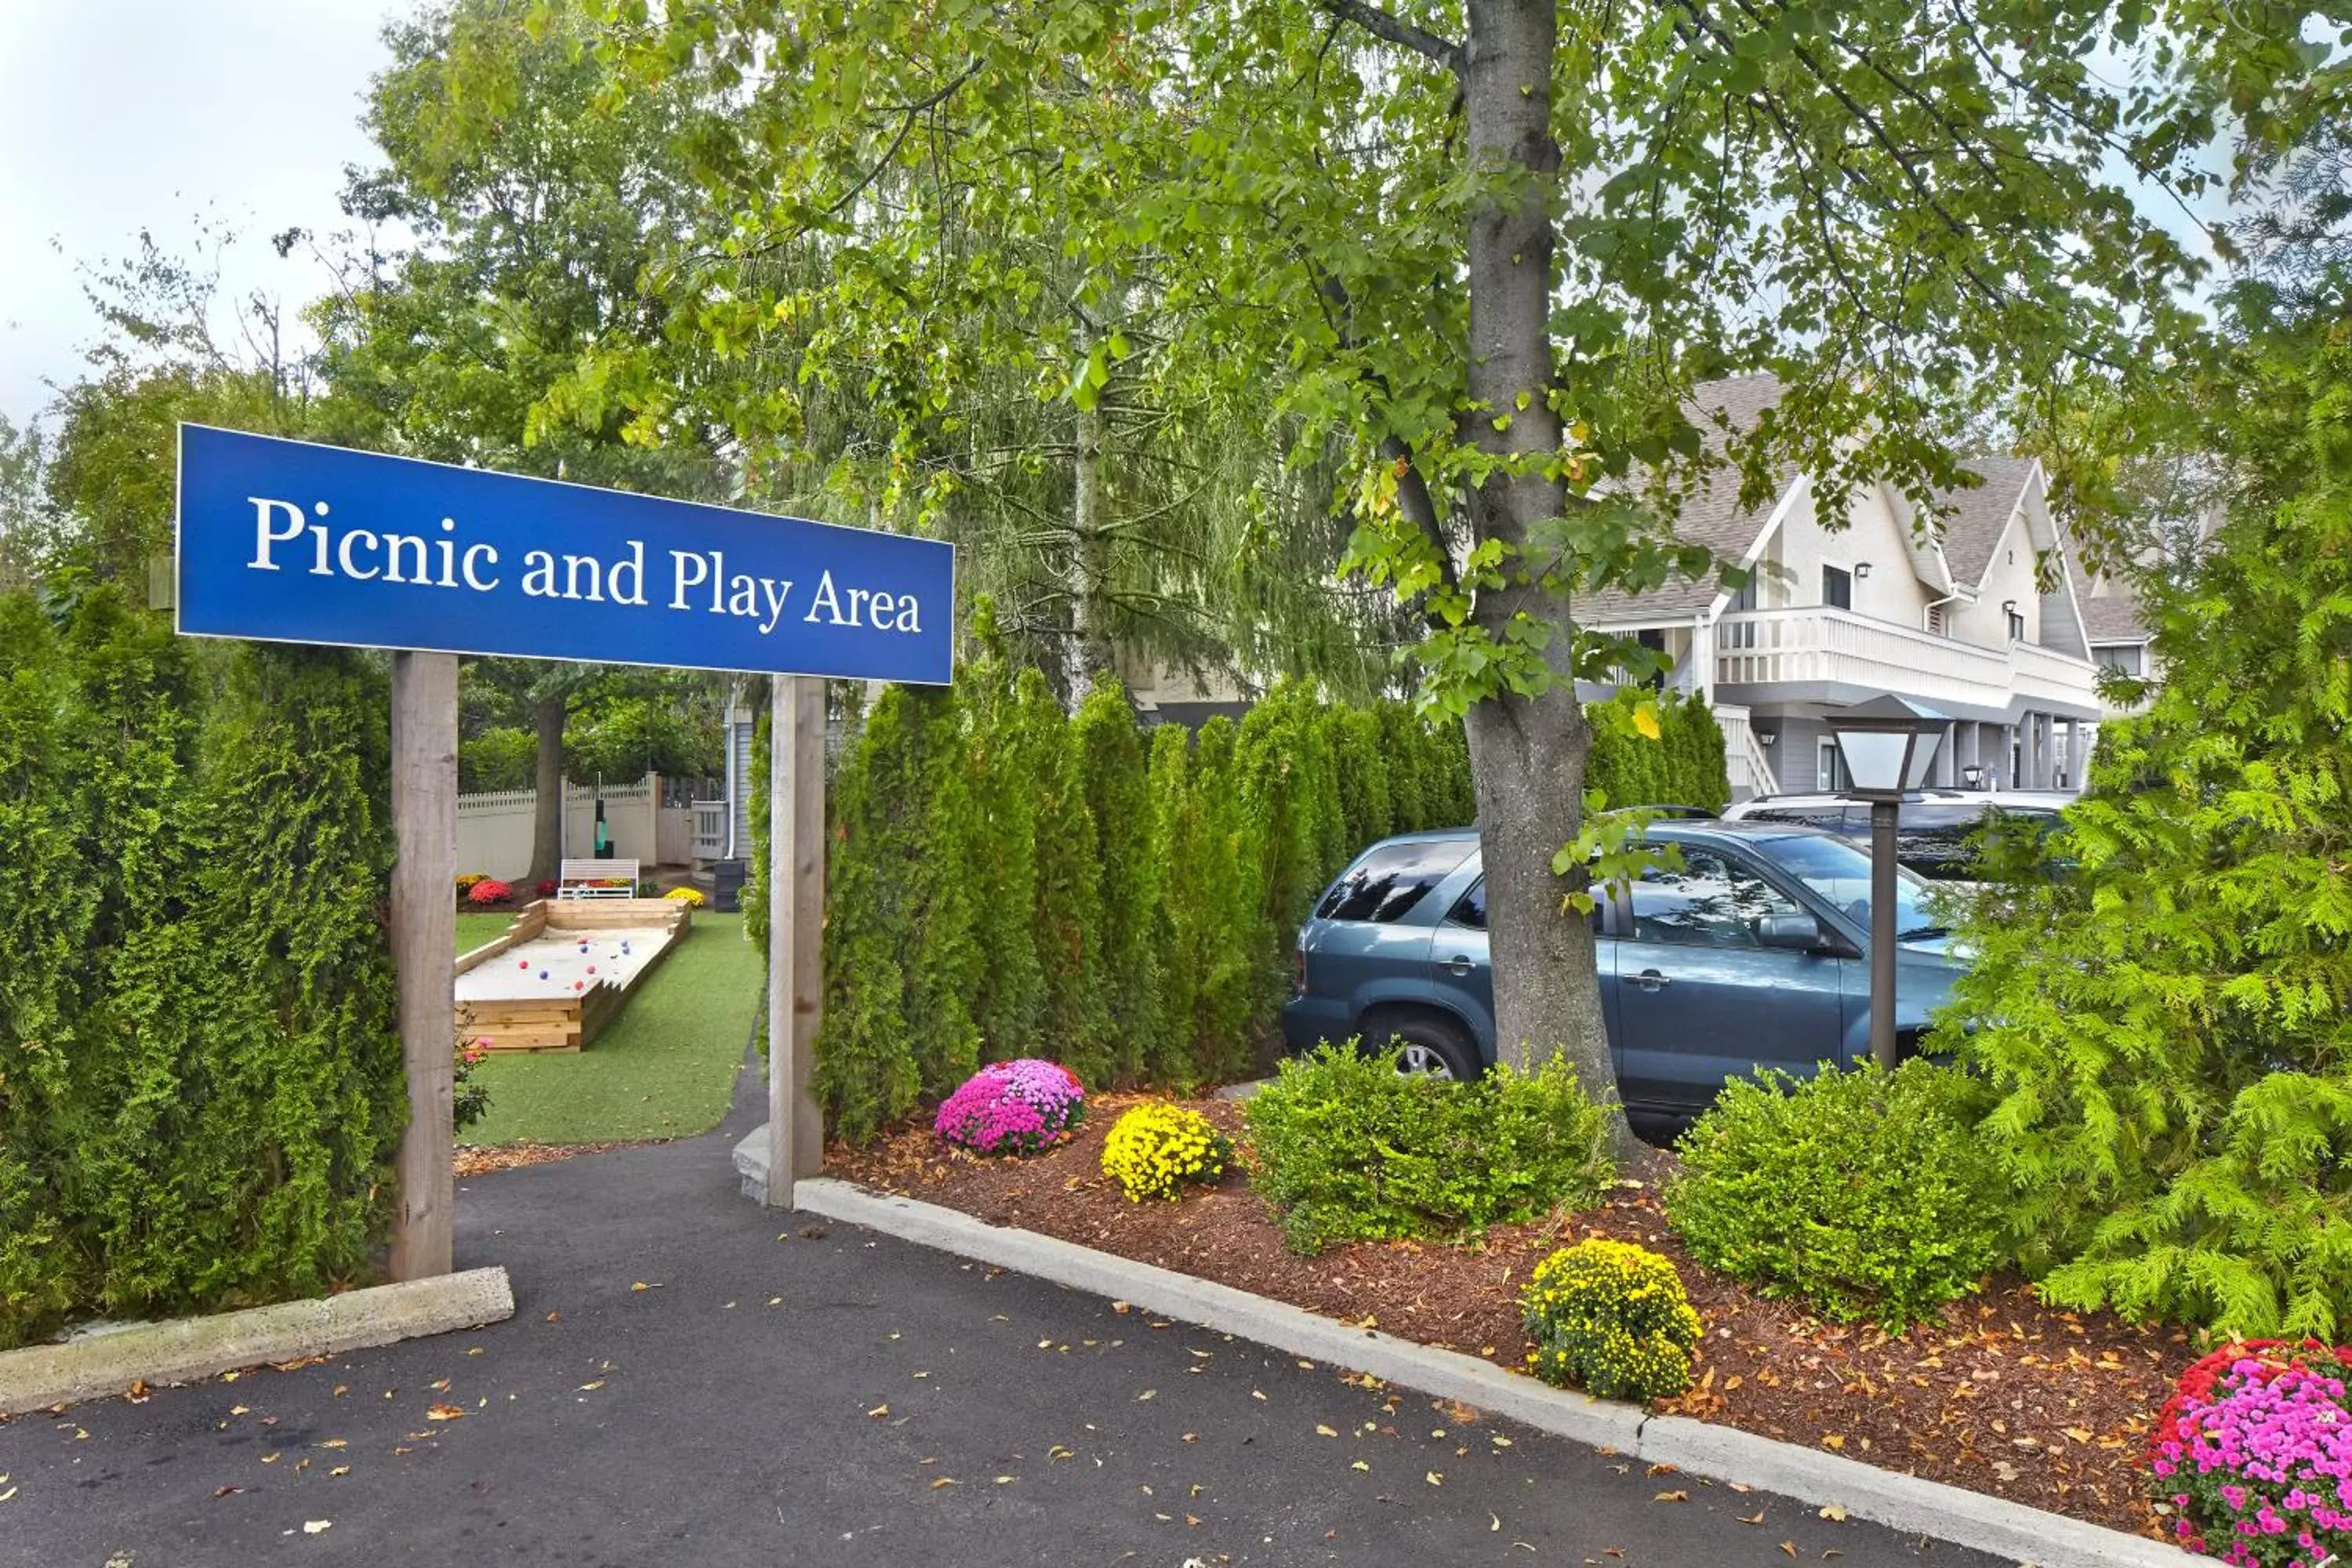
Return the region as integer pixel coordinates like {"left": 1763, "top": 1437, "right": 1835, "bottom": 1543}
{"left": 993, "top": 1475, "right": 1014, "bottom": 1485}
{"left": 867, "top": 1404, "right": 890, "bottom": 1419}
{"left": 1427, "top": 1471, "right": 1444, "bottom": 1486}
{"left": 579, "top": 1381, "right": 605, "bottom": 1392}
{"left": 1646, "top": 1462, "right": 1679, "bottom": 1478}
{"left": 1137, "top": 1388, "right": 1157, "bottom": 1401}
{"left": 426, "top": 1403, "right": 466, "bottom": 1421}
{"left": 1653, "top": 1490, "right": 1689, "bottom": 1503}
{"left": 318, "top": 1439, "right": 347, "bottom": 1450}
{"left": 1779, "top": 1543, "right": 1797, "bottom": 1559}
{"left": 328, "top": 1466, "right": 350, "bottom": 1478}
{"left": 303, "top": 1521, "right": 332, "bottom": 1535}
{"left": 1111, "top": 1301, "right": 1131, "bottom": 1314}
{"left": 1315, "top": 1425, "right": 1338, "bottom": 1438}
{"left": 1820, "top": 1434, "right": 1846, "bottom": 1451}
{"left": 213, "top": 1484, "right": 246, "bottom": 1497}
{"left": 1819, "top": 1504, "right": 1848, "bottom": 1522}
{"left": 630, "top": 1281, "right": 662, "bottom": 1292}
{"left": 1737, "top": 1511, "right": 1766, "bottom": 1526}
{"left": 1351, "top": 1461, "right": 1370, "bottom": 1472}
{"left": 545, "top": 1311, "right": 561, "bottom": 1323}
{"left": 931, "top": 1478, "right": 958, "bottom": 1489}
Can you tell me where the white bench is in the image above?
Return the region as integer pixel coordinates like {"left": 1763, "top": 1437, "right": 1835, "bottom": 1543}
{"left": 557, "top": 857, "right": 641, "bottom": 899}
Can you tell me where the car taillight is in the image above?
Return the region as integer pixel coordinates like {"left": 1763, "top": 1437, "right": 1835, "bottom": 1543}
{"left": 1292, "top": 946, "right": 1308, "bottom": 997}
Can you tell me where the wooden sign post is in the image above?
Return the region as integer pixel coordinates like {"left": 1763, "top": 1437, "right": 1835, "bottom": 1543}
{"left": 766, "top": 674, "right": 827, "bottom": 1208}
{"left": 388, "top": 650, "right": 459, "bottom": 1281}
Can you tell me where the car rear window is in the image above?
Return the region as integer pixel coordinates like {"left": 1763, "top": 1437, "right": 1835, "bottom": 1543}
{"left": 1895, "top": 803, "right": 2060, "bottom": 880}
{"left": 1315, "top": 840, "right": 1474, "bottom": 924}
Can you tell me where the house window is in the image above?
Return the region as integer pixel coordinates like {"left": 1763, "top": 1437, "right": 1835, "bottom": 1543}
{"left": 1634, "top": 627, "right": 1667, "bottom": 690}
{"left": 2093, "top": 643, "right": 2145, "bottom": 677}
{"left": 2007, "top": 608, "right": 2027, "bottom": 641}
{"left": 1821, "top": 564, "right": 1853, "bottom": 611}
{"left": 1818, "top": 739, "right": 1849, "bottom": 792}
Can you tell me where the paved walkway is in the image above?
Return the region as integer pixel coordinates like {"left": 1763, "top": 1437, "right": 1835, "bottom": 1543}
{"left": 2, "top": 1066, "right": 1994, "bottom": 1566}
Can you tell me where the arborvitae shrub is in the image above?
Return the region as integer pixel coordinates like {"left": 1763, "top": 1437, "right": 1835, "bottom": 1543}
{"left": 1020, "top": 671, "right": 1112, "bottom": 1085}
{"left": 0, "top": 594, "right": 403, "bottom": 1346}
{"left": 958, "top": 652, "right": 1046, "bottom": 1060}
{"left": 1073, "top": 682, "right": 1157, "bottom": 1083}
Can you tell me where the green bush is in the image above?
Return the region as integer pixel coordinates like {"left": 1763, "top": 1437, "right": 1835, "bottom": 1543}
{"left": 1243, "top": 1044, "right": 1614, "bottom": 1254}
{"left": 1664, "top": 1060, "right": 2003, "bottom": 1330}
{"left": 1521, "top": 1239, "right": 1704, "bottom": 1402}
{"left": 458, "top": 724, "right": 535, "bottom": 792}
{"left": 0, "top": 590, "right": 404, "bottom": 1348}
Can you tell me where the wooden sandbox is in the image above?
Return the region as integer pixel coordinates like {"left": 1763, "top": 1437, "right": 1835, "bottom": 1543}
{"left": 453, "top": 898, "right": 692, "bottom": 1053}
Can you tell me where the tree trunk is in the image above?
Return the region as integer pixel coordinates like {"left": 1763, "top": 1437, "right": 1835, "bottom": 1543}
{"left": 1067, "top": 391, "right": 1115, "bottom": 700}
{"left": 1460, "top": 0, "right": 1630, "bottom": 1149}
{"left": 526, "top": 693, "right": 565, "bottom": 887}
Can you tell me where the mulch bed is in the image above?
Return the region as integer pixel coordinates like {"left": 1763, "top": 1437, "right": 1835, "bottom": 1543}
{"left": 829, "top": 1092, "right": 2194, "bottom": 1539}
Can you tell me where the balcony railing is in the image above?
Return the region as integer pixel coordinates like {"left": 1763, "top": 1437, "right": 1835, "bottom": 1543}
{"left": 1712, "top": 608, "right": 2100, "bottom": 713}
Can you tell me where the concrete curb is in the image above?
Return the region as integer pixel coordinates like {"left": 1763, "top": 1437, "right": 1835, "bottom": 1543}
{"left": 0, "top": 1267, "right": 515, "bottom": 1417}
{"left": 764, "top": 1155, "right": 2186, "bottom": 1568}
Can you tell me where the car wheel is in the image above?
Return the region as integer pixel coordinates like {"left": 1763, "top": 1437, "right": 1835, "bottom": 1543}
{"left": 1372, "top": 1015, "right": 1481, "bottom": 1082}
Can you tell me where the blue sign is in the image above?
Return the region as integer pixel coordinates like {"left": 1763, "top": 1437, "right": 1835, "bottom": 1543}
{"left": 176, "top": 424, "right": 955, "bottom": 684}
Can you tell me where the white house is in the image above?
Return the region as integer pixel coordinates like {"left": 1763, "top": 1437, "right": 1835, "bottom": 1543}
{"left": 1580, "top": 376, "right": 2107, "bottom": 800}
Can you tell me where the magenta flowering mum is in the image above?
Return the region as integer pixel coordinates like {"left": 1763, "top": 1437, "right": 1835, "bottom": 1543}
{"left": 2148, "top": 1342, "right": 2352, "bottom": 1567}
{"left": 933, "top": 1059, "right": 1087, "bottom": 1156}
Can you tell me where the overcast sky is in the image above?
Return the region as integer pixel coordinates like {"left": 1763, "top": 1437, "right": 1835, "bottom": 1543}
{"left": 0, "top": 0, "right": 403, "bottom": 428}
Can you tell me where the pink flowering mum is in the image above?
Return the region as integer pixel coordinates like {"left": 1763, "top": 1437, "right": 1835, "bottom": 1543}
{"left": 2151, "top": 1347, "right": 2352, "bottom": 1568}
{"left": 933, "top": 1059, "right": 1087, "bottom": 1156}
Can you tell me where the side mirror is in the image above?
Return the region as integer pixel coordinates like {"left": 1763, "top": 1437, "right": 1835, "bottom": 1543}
{"left": 1757, "top": 912, "right": 1828, "bottom": 953}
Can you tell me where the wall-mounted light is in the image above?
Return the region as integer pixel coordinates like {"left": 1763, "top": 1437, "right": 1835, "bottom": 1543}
{"left": 1853, "top": 561, "right": 1873, "bottom": 580}
{"left": 2002, "top": 600, "right": 2017, "bottom": 615}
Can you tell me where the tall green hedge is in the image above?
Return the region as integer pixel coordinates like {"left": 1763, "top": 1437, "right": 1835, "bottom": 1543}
{"left": 0, "top": 589, "right": 404, "bottom": 1349}
{"left": 1582, "top": 690, "right": 1733, "bottom": 815}
{"left": 800, "top": 668, "right": 1729, "bottom": 1138}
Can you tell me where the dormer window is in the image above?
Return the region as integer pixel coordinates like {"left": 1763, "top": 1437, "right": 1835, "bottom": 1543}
{"left": 1821, "top": 564, "right": 1853, "bottom": 611}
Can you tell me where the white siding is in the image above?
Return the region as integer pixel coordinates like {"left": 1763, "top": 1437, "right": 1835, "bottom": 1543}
{"left": 1951, "top": 506, "right": 2042, "bottom": 651}
{"left": 1764, "top": 484, "right": 1936, "bottom": 625}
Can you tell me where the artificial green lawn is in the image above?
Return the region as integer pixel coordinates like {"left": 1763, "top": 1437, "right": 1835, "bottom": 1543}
{"left": 455, "top": 911, "right": 514, "bottom": 954}
{"left": 457, "top": 910, "right": 760, "bottom": 1146}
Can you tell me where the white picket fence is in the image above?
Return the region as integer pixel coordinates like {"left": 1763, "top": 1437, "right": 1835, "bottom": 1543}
{"left": 456, "top": 773, "right": 699, "bottom": 882}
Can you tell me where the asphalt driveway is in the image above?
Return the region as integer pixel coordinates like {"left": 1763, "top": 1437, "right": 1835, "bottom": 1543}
{"left": 0, "top": 1066, "right": 1994, "bottom": 1567}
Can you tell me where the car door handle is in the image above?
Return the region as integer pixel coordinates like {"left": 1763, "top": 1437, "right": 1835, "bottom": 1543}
{"left": 1444, "top": 954, "right": 1475, "bottom": 976}
{"left": 1634, "top": 968, "right": 1671, "bottom": 991}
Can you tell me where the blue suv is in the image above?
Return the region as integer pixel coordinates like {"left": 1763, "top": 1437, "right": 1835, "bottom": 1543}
{"left": 1279, "top": 820, "right": 1964, "bottom": 1127}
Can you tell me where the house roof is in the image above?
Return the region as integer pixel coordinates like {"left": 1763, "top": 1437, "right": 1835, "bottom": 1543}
{"left": 1931, "top": 456, "right": 2039, "bottom": 589}
{"left": 1578, "top": 376, "right": 1795, "bottom": 622}
{"left": 2078, "top": 590, "right": 2150, "bottom": 643}
{"left": 1579, "top": 379, "right": 2054, "bottom": 625}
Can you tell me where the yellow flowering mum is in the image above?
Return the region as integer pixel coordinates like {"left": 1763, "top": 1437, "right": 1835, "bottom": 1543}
{"left": 1101, "top": 1103, "right": 1231, "bottom": 1203}
{"left": 664, "top": 886, "right": 706, "bottom": 906}
{"left": 1519, "top": 1238, "right": 1703, "bottom": 1403}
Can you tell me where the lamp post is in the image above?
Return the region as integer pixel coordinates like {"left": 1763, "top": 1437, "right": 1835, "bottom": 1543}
{"left": 1826, "top": 696, "right": 1948, "bottom": 1069}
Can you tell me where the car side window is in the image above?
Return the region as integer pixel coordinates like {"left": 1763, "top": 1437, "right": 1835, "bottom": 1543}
{"left": 1315, "top": 840, "right": 1473, "bottom": 924}
{"left": 1446, "top": 877, "right": 1601, "bottom": 933}
{"left": 1630, "top": 848, "right": 1801, "bottom": 947}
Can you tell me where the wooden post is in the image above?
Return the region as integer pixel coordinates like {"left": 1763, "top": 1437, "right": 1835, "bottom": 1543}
{"left": 389, "top": 651, "right": 459, "bottom": 1281}
{"left": 766, "top": 674, "right": 826, "bottom": 1207}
